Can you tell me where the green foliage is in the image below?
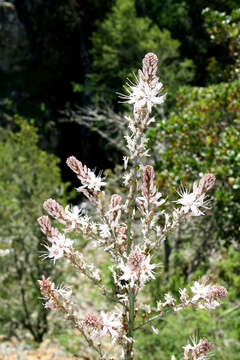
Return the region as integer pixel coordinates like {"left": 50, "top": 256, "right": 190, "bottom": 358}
{"left": 154, "top": 80, "right": 240, "bottom": 243}
{"left": 136, "top": 245, "right": 240, "bottom": 360}
{"left": 204, "top": 8, "right": 240, "bottom": 82}
{"left": 140, "top": 12, "right": 240, "bottom": 357}
{"left": 135, "top": 305, "right": 240, "bottom": 360}
{"left": 150, "top": 9, "right": 240, "bottom": 244}
{"left": 0, "top": 116, "right": 68, "bottom": 341}
{"left": 136, "top": 0, "right": 240, "bottom": 86}
{"left": 90, "top": 0, "right": 195, "bottom": 105}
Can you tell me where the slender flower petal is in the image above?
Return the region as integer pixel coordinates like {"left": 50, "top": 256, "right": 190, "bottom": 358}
{"left": 175, "top": 186, "right": 208, "bottom": 216}
{"left": 118, "top": 53, "right": 166, "bottom": 116}
{"left": 191, "top": 281, "right": 227, "bottom": 309}
{"left": 118, "top": 250, "right": 157, "bottom": 287}
{"left": 100, "top": 311, "right": 122, "bottom": 341}
{"left": 65, "top": 205, "right": 83, "bottom": 230}
{"left": 44, "top": 233, "right": 73, "bottom": 263}
{"left": 83, "top": 311, "right": 121, "bottom": 343}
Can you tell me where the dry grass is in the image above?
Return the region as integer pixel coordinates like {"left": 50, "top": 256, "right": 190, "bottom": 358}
{"left": 0, "top": 337, "right": 78, "bottom": 360}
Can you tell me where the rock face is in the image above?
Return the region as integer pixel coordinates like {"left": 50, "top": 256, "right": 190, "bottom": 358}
{"left": 0, "top": 1, "right": 28, "bottom": 72}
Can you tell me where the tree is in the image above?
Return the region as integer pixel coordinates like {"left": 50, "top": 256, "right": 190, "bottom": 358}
{"left": 90, "top": 0, "right": 195, "bottom": 106}
{"left": 203, "top": 7, "right": 240, "bottom": 82}
{"left": 136, "top": 0, "right": 240, "bottom": 86}
{"left": 152, "top": 9, "right": 240, "bottom": 247}
{"left": 0, "top": 116, "right": 68, "bottom": 341}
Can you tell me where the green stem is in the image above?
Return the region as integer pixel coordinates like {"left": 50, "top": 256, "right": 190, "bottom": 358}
{"left": 128, "top": 290, "right": 135, "bottom": 337}
{"left": 126, "top": 136, "right": 142, "bottom": 255}
{"left": 124, "top": 289, "right": 135, "bottom": 360}
{"left": 134, "top": 308, "right": 174, "bottom": 331}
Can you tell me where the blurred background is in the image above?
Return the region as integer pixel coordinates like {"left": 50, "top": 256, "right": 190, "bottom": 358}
{"left": 0, "top": 0, "right": 239, "bottom": 359}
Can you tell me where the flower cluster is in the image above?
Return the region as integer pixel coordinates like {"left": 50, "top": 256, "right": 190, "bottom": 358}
{"left": 119, "top": 52, "right": 166, "bottom": 115}
{"left": 44, "top": 233, "right": 73, "bottom": 263}
{"left": 121, "top": 53, "right": 166, "bottom": 190}
{"left": 156, "top": 280, "right": 227, "bottom": 318}
{"left": 191, "top": 281, "right": 228, "bottom": 310}
{"left": 38, "top": 276, "right": 72, "bottom": 311}
{"left": 175, "top": 173, "right": 216, "bottom": 216}
{"left": 117, "top": 249, "right": 157, "bottom": 288}
{"left": 38, "top": 211, "right": 101, "bottom": 284}
{"left": 38, "top": 215, "right": 59, "bottom": 240}
{"left": 37, "top": 53, "right": 228, "bottom": 360}
{"left": 183, "top": 337, "right": 213, "bottom": 360}
{"left": 66, "top": 156, "right": 106, "bottom": 197}
{"left": 158, "top": 173, "right": 216, "bottom": 241}
{"left": 98, "top": 193, "right": 123, "bottom": 247}
{"left": 38, "top": 209, "right": 74, "bottom": 263}
{"left": 84, "top": 311, "right": 122, "bottom": 343}
{"left": 136, "top": 165, "right": 165, "bottom": 244}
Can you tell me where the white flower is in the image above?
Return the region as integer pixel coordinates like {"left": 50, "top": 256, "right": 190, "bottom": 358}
{"left": 118, "top": 250, "right": 157, "bottom": 287}
{"left": 191, "top": 281, "right": 210, "bottom": 302}
{"left": 78, "top": 215, "right": 91, "bottom": 233}
{"left": 190, "top": 281, "right": 227, "bottom": 310}
{"left": 125, "top": 134, "right": 136, "bottom": 153}
{"left": 46, "top": 233, "right": 73, "bottom": 262}
{"left": 118, "top": 77, "right": 143, "bottom": 105}
{"left": 123, "top": 156, "right": 129, "bottom": 169}
{"left": 135, "top": 82, "right": 165, "bottom": 113}
{"left": 45, "top": 243, "right": 64, "bottom": 263}
{"left": 179, "top": 288, "right": 190, "bottom": 304}
{"left": 119, "top": 77, "right": 165, "bottom": 114}
{"left": 45, "top": 298, "right": 57, "bottom": 309}
{"left": 58, "top": 287, "right": 72, "bottom": 303}
{"left": 151, "top": 325, "right": 159, "bottom": 334}
{"left": 84, "top": 311, "right": 121, "bottom": 343}
{"left": 53, "top": 233, "right": 73, "bottom": 249}
{"left": 65, "top": 205, "right": 83, "bottom": 230}
{"left": 99, "top": 223, "right": 111, "bottom": 239}
{"left": 123, "top": 172, "right": 132, "bottom": 186}
{"left": 163, "top": 293, "right": 176, "bottom": 307}
{"left": 175, "top": 186, "right": 208, "bottom": 216}
{"left": 100, "top": 311, "right": 121, "bottom": 342}
{"left": 198, "top": 299, "right": 220, "bottom": 310}
{"left": 86, "top": 172, "right": 106, "bottom": 192}
{"left": 137, "top": 192, "right": 165, "bottom": 210}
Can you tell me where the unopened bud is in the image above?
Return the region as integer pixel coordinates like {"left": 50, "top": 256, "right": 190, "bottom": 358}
{"left": 198, "top": 173, "right": 216, "bottom": 194}
{"left": 43, "top": 199, "right": 68, "bottom": 224}
{"left": 110, "top": 194, "right": 122, "bottom": 209}
{"left": 142, "top": 165, "right": 154, "bottom": 196}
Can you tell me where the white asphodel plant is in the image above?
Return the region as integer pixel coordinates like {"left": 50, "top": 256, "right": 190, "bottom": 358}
{"left": 38, "top": 53, "right": 227, "bottom": 360}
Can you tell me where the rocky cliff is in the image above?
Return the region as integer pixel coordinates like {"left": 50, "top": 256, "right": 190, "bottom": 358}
{"left": 0, "top": 1, "right": 28, "bottom": 72}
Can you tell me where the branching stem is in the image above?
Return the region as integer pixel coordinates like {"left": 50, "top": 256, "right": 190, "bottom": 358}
{"left": 134, "top": 309, "right": 174, "bottom": 331}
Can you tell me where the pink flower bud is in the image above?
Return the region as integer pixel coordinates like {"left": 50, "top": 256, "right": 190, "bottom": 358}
{"left": 208, "top": 285, "right": 228, "bottom": 300}
{"left": 84, "top": 312, "right": 103, "bottom": 330}
{"left": 128, "top": 250, "right": 145, "bottom": 270}
{"left": 37, "top": 215, "right": 59, "bottom": 239}
{"left": 192, "top": 338, "right": 213, "bottom": 359}
{"left": 66, "top": 156, "right": 85, "bottom": 177}
{"left": 43, "top": 199, "right": 68, "bottom": 224}
{"left": 198, "top": 173, "right": 216, "bottom": 194}
{"left": 110, "top": 194, "right": 122, "bottom": 209}
{"left": 142, "top": 165, "right": 154, "bottom": 196}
